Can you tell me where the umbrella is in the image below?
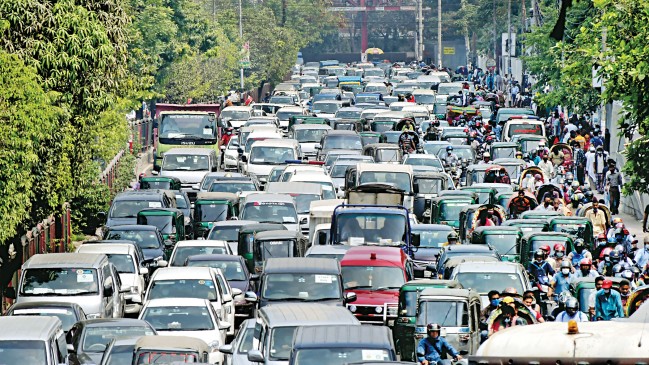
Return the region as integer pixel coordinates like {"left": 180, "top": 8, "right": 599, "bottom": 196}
{"left": 365, "top": 47, "right": 384, "bottom": 55}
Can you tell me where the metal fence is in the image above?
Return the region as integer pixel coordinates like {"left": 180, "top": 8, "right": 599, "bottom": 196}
{"left": 129, "top": 118, "right": 153, "bottom": 154}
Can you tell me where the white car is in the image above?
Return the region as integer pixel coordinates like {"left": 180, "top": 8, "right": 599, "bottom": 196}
{"left": 221, "top": 106, "right": 253, "bottom": 129}
{"left": 245, "top": 138, "right": 302, "bottom": 184}
{"left": 139, "top": 298, "right": 230, "bottom": 364}
{"left": 76, "top": 243, "right": 147, "bottom": 314}
{"left": 168, "top": 240, "right": 233, "bottom": 267}
{"left": 222, "top": 137, "right": 240, "bottom": 171}
{"left": 287, "top": 171, "right": 337, "bottom": 200}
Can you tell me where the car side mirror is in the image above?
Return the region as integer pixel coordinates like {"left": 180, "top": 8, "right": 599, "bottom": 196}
{"left": 156, "top": 260, "right": 168, "bottom": 268}
{"left": 153, "top": 165, "right": 161, "bottom": 172}
{"left": 412, "top": 233, "right": 421, "bottom": 247}
{"left": 241, "top": 155, "right": 248, "bottom": 163}
{"left": 66, "top": 344, "right": 75, "bottom": 354}
{"left": 219, "top": 321, "right": 232, "bottom": 330}
{"left": 219, "top": 344, "right": 233, "bottom": 354}
{"left": 248, "top": 350, "right": 264, "bottom": 363}
{"left": 245, "top": 291, "right": 258, "bottom": 302}
{"left": 344, "top": 292, "right": 357, "bottom": 304}
{"left": 231, "top": 288, "right": 243, "bottom": 297}
{"left": 140, "top": 267, "right": 149, "bottom": 276}
{"left": 164, "top": 239, "right": 174, "bottom": 248}
{"left": 222, "top": 294, "right": 233, "bottom": 303}
{"left": 96, "top": 212, "right": 107, "bottom": 221}
{"left": 103, "top": 286, "right": 114, "bottom": 297}
{"left": 318, "top": 231, "right": 328, "bottom": 245}
{"left": 4, "top": 287, "right": 16, "bottom": 299}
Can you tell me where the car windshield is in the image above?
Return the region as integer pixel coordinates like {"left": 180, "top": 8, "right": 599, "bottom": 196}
{"left": 82, "top": 326, "right": 154, "bottom": 352}
{"left": 331, "top": 163, "right": 354, "bottom": 178}
{"left": 492, "top": 147, "right": 517, "bottom": 159}
{"left": 483, "top": 234, "right": 519, "bottom": 256}
{"left": 359, "top": 171, "right": 410, "bottom": 193}
{"left": 277, "top": 110, "right": 303, "bottom": 121}
{"left": 104, "top": 344, "right": 137, "bottom": 365}
{"left": 141, "top": 305, "right": 215, "bottom": 331}
{"left": 438, "top": 147, "right": 473, "bottom": 161}
{"left": 357, "top": 95, "right": 380, "bottom": 103}
{"left": 159, "top": 114, "right": 215, "bottom": 140}
{"left": 187, "top": 260, "right": 247, "bottom": 281}
{"left": 210, "top": 182, "right": 256, "bottom": 193}
{"left": 415, "top": 178, "right": 444, "bottom": 194}
{"left": 292, "top": 194, "right": 320, "bottom": 214}
{"left": 105, "top": 229, "right": 161, "bottom": 249}
{"left": 342, "top": 266, "right": 405, "bottom": 290}
{"left": 335, "top": 110, "right": 362, "bottom": 119}
{"left": 507, "top": 123, "right": 542, "bottom": 137}
{"left": 437, "top": 84, "right": 462, "bottom": 95}
{"left": 295, "top": 348, "right": 391, "bottom": 365}
{"left": 414, "top": 94, "right": 436, "bottom": 104}
{"left": 361, "top": 135, "right": 381, "bottom": 145}
{"left": 520, "top": 139, "right": 544, "bottom": 152}
{"left": 250, "top": 146, "right": 295, "bottom": 164}
{"left": 269, "top": 327, "right": 296, "bottom": 360}
{"left": 416, "top": 301, "right": 467, "bottom": 327}
{"left": 241, "top": 202, "right": 297, "bottom": 224}
{"left": 552, "top": 223, "right": 587, "bottom": 236}
{"left": 413, "top": 229, "right": 451, "bottom": 248}
{"left": 148, "top": 279, "right": 218, "bottom": 300}
{"left": 221, "top": 110, "right": 251, "bottom": 121}
{"left": 106, "top": 254, "right": 136, "bottom": 273}
{"left": 195, "top": 203, "right": 229, "bottom": 222}
{"left": 322, "top": 135, "right": 363, "bottom": 150}
{"left": 171, "top": 246, "right": 228, "bottom": 266}
{"left": 110, "top": 200, "right": 163, "bottom": 218}
{"left": 11, "top": 308, "right": 77, "bottom": 331}
{"left": 0, "top": 340, "right": 47, "bottom": 365}
{"left": 135, "top": 351, "right": 198, "bottom": 364}
{"left": 21, "top": 268, "right": 98, "bottom": 295}
{"left": 454, "top": 272, "right": 523, "bottom": 294}
{"left": 270, "top": 96, "right": 294, "bottom": 105}
{"left": 313, "top": 103, "right": 340, "bottom": 114}
{"left": 337, "top": 213, "right": 407, "bottom": 245}
{"left": 377, "top": 149, "right": 400, "bottom": 162}
{"left": 257, "top": 240, "right": 295, "bottom": 261}
{"left": 237, "top": 326, "right": 255, "bottom": 353}
{"left": 138, "top": 215, "right": 173, "bottom": 234}
{"left": 439, "top": 202, "right": 469, "bottom": 221}
{"left": 207, "top": 226, "right": 240, "bottom": 241}
{"left": 407, "top": 158, "right": 443, "bottom": 170}
{"left": 175, "top": 194, "right": 189, "bottom": 209}
{"left": 262, "top": 273, "right": 341, "bottom": 301}
{"left": 295, "top": 129, "right": 328, "bottom": 143}
{"left": 162, "top": 154, "right": 210, "bottom": 171}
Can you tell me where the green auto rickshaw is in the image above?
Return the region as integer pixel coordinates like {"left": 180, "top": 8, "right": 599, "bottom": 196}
{"left": 288, "top": 116, "right": 330, "bottom": 130}
{"left": 519, "top": 210, "right": 563, "bottom": 220}
{"left": 549, "top": 216, "right": 594, "bottom": 248}
{"left": 497, "top": 192, "right": 514, "bottom": 211}
{"left": 520, "top": 232, "right": 574, "bottom": 268}
{"left": 471, "top": 226, "right": 523, "bottom": 262}
{"left": 137, "top": 208, "right": 186, "bottom": 258}
{"left": 193, "top": 192, "right": 239, "bottom": 239}
{"left": 458, "top": 204, "right": 507, "bottom": 244}
{"left": 251, "top": 230, "right": 306, "bottom": 274}
{"left": 360, "top": 132, "right": 382, "bottom": 146}
{"left": 570, "top": 277, "right": 625, "bottom": 316}
{"left": 140, "top": 176, "right": 181, "bottom": 190}
{"left": 429, "top": 197, "right": 475, "bottom": 229}
{"left": 394, "top": 280, "right": 462, "bottom": 361}
{"left": 459, "top": 186, "right": 498, "bottom": 205}
{"left": 465, "top": 165, "right": 493, "bottom": 187}
{"left": 502, "top": 218, "right": 549, "bottom": 234}
{"left": 238, "top": 223, "right": 288, "bottom": 273}
{"left": 370, "top": 120, "right": 397, "bottom": 133}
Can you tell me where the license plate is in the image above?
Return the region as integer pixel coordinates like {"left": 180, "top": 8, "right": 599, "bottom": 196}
{"left": 388, "top": 320, "right": 395, "bottom": 326}
{"left": 424, "top": 271, "right": 432, "bottom": 278}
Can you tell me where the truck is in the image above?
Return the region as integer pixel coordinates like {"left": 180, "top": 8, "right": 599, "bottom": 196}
{"left": 153, "top": 103, "right": 223, "bottom": 169}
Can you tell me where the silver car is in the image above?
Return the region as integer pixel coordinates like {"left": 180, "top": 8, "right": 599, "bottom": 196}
{"left": 219, "top": 318, "right": 255, "bottom": 365}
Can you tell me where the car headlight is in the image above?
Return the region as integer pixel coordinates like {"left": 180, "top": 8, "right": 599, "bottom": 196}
{"left": 208, "top": 340, "right": 220, "bottom": 352}
{"left": 86, "top": 313, "right": 101, "bottom": 319}
{"left": 349, "top": 305, "right": 357, "bottom": 313}
{"left": 375, "top": 306, "right": 383, "bottom": 314}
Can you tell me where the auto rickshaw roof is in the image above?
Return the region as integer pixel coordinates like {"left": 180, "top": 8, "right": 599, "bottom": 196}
{"left": 141, "top": 176, "right": 181, "bottom": 183}
{"left": 438, "top": 190, "right": 478, "bottom": 199}
{"left": 502, "top": 218, "right": 548, "bottom": 227}
{"left": 466, "top": 164, "right": 494, "bottom": 172}
{"left": 239, "top": 223, "right": 287, "bottom": 234}
{"left": 137, "top": 207, "right": 184, "bottom": 216}
{"left": 418, "top": 287, "right": 479, "bottom": 300}
{"left": 519, "top": 210, "right": 563, "bottom": 219}
{"left": 491, "top": 142, "right": 519, "bottom": 148}
{"left": 400, "top": 279, "right": 462, "bottom": 291}
{"left": 254, "top": 230, "right": 301, "bottom": 241}
{"left": 522, "top": 231, "right": 573, "bottom": 241}
{"left": 362, "top": 143, "right": 401, "bottom": 151}
{"left": 492, "top": 158, "right": 527, "bottom": 166}
{"left": 413, "top": 171, "right": 451, "bottom": 180}
{"left": 473, "top": 226, "right": 522, "bottom": 235}
{"left": 570, "top": 277, "right": 625, "bottom": 291}
{"left": 195, "top": 192, "right": 239, "bottom": 203}
{"left": 549, "top": 216, "right": 591, "bottom": 223}
{"left": 460, "top": 186, "right": 498, "bottom": 193}
{"left": 430, "top": 196, "right": 475, "bottom": 204}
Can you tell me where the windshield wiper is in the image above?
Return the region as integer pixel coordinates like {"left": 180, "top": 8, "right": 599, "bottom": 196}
{"left": 304, "top": 297, "right": 342, "bottom": 301}
{"left": 345, "top": 285, "right": 373, "bottom": 290}
{"left": 439, "top": 303, "right": 454, "bottom": 327}
{"left": 268, "top": 297, "right": 307, "bottom": 302}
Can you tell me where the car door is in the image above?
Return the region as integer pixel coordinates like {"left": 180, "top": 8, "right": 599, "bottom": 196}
{"left": 101, "top": 265, "right": 114, "bottom": 318}
{"left": 469, "top": 300, "right": 481, "bottom": 354}
{"left": 213, "top": 269, "right": 235, "bottom": 333}
{"left": 109, "top": 264, "right": 125, "bottom": 318}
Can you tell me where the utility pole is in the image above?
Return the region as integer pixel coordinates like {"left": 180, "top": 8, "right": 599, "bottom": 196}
{"left": 437, "top": 0, "right": 442, "bottom": 68}
{"left": 493, "top": 0, "right": 497, "bottom": 71}
{"left": 507, "top": 0, "right": 512, "bottom": 78}
{"left": 417, "top": 0, "right": 424, "bottom": 62}
{"left": 239, "top": 0, "right": 244, "bottom": 90}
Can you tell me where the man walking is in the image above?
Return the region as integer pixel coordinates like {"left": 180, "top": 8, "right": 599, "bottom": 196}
{"left": 605, "top": 161, "right": 623, "bottom": 215}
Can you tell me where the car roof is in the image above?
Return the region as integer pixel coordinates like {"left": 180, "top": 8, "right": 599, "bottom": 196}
{"left": 210, "top": 220, "right": 257, "bottom": 228}
{"left": 259, "top": 304, "right": 359, "bottom": 327}
{"left": 222, "top": 106, "right": 252, "bottom": 111}
{"left": 341, "top": 247, "right": 407, "bottom": 267}
{"left": 325, "top": 130, "right": 360, "bottom": 136}
{"left": 106, "top": 224, "right": 158, "bottom": 231}
{"left": 151, "top": 267, "right": 215, "bottom": 280}
{"left": 293, "top": 124, "right": 332, "bottom": 130}
{"left": 251, "top": 139, "right": 299, "bottom": 148}
{"left": 135, "top": 335, "right": 208, "bottom": 352}
{"left": 244, "top": 193, "right": 294, "bottom": 204}
{"left": 8, "top": 301, "right": 84, "bottom": 311}
{"left": 293, "top": 325, "right": 393, "bottom": 350}
{"left": 454, "top": 261, "right": 522, "bottom": 273}
{"left": 357, "top": 163, "right": 413, "bottom": 173}
{"left": 144, "top": 298, "right": 211, "bottom": 308}
{"left": 417, "top": 288, "right": 477, "bottom": 299}
{"left": 113, "top": 190, "right": 169, "bottom": 201}
{"left": 0, "top": 316, "right": 62, "bottom": 341}
{"left": 306, "top": 245, "right": 351, "bottom": 255}
{"left": 442, "top": 244, "right": 495, "bottom": 253}
{"left": 24, "top": 253, "right": 106, "bottom": 268}
{"left": 264, "top": 257, "right": 339, "bottom": 274}
{"left": 411, "top": 224, "right": 454, "bottom": 231}
{"left": 185, "top": 254, "right": 241, "bottom": 262}
{"left": 174, "top": 239, "right": 228, "bottom": 247}
{"left": 80, "top": 318, "right": 152, "bottom": 327}
{"left": 77, "top": 244, "right": 134, "bottom": 255}
{"left": 265, "top": 182, "right": 323, "bottom": 195}
{"left": 255, "top": 230, "right": 302, "bottom": 241}
{"left": 164, "top": 148, "right": 215, "bottom": 155}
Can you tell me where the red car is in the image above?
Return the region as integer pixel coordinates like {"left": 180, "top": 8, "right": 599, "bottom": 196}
{"left": 340, "top": 246, "right": 415, "bottom": 326}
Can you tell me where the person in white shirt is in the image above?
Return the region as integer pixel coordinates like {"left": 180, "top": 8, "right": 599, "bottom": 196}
{"left": 537, "top": 154, "right": 555, "bottom": 179}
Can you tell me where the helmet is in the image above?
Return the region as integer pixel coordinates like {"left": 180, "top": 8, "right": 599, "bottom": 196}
{"left": 427, "top": 323, "right": 441, "bottom": 332}
{"left": 565, "top": 297, "right": 579, "bottom": 310}
{"left": 584, "top": 191, "right": 594, "bottom": 200}
{"left": 615, "top": 244, "right": 625, "bottom": 252}
{"left": 612, "top": 217, "right": 623, "bottom": 224}
{"left": 597, "top": 233, "right": 607, "bottom": 241}
{"left": 566, "top": 172, "right": 574, "bottom": 180}
{"left": 486, "top": 136, "right": 493, "bottom": 142}
{"left": 574, "top": 239, "right": 585, "bottom": 248}
{"left": 533, "top": 250, "right": 545, "bottom": 260}
{"left": 622, "top": 270, "right": 634, "bottom": 280}
{"left": 515, "top": 151, "right": 522, "bottom": 157}
{"left": 580, "top": 258, "right": 592, "bottom": 266}
{"left": 560, "top": 260, "right": 572, "bottom": 269}
{"left": 612, "top": 263, "right": 624, "bottom": 275}
{"left": 608, "top": 236, "right": 617, "bottom": 245}
{"left": 558, "top": 292, "right": 572, "bottom": 305}
{"left": 554, "top": 243, "right": 565, "bottom": 252}
{"left": 539, "top": 245, "right": 551, "bottom": 255}
{"left": 446, "top": 145, "right": 454, "bottom": 151}
{"left": 600, "top": 247, "right": 613, "bottom": 259}
{"left": 447, "top": 231, "right": 459, "bottom": 241}
{"left": 503, "top": 287, "right": 518, "bottom": 294}
{"left": 483, "top": 152, "right": 490, "bottom": 158}
{"left": 610, "top": 250, "right": 621, "bottom": 263}
{"left": 571, "top": 181, "right": 580, "bottom": 188}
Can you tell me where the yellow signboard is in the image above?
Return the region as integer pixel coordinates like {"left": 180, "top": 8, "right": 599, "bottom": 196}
{"left": 443, "top": 47, "right": 455, "bottom": 55}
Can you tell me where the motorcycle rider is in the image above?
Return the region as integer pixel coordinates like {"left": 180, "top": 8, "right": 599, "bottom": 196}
{"left": 594, "top": 279, "right": 624, "bottom": 320}
{"left": 551, "top": 260, "right": 575, "bottom": 298}
{"left": 445, "top": 231, "right": 460, "bottom": 246}
{"left": 574, "top": 258, "right": 598, "bottom": 278}
{"left": 479, "top": 152, "right": 492, "bottom": 165}
{"left": 550, "top": 243, "right": 566, "bottom": 271}
{"left": 633, "top": 236, "right": 649, "bottom": 270}
{"left": 555, "top": 297, "right": 589, "bottom": 322}
{"left": 417, "top": 323, "right": 462, "bottom": 365}
{"left": 399, "top": 129, "right": 420, "bottom": 154}
{"left": 441, "top": 146, "right": 459, "bottom": 167}
{"left": 528, "top": 250, "right": 555, "bottom": 293}
{"left": 567, "top": 239, "right": 593, "bottom": 269}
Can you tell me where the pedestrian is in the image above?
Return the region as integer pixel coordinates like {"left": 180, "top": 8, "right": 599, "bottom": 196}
{"left": 585, "top": 200, "right": 609, "bottom": 237}
{"left": 594, "top": 279, "right": 624, "bottom": 320}
{"left": 537, "top": 154, "right": 554, "bottom": 180}
{"left": 511, "top": 82, "right": 519, "bottom": 107}
{"left": 605, "top": 161, "right": 623, "bottom": 215}
{"left": 585, "top": 146, "right": 597, "bottom": 190}
{"left": 573, "top": 141, "right": 587, "bottom": 186}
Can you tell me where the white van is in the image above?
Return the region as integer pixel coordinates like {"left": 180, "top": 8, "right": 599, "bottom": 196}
{"left": 502, "top": 117, "right": 546, "bottom": 142}
{"left": 0, "top": 316, "right": 69, "bottom": 365}
{"left": 244, "top": 139, "right": 302, "bottom": 184}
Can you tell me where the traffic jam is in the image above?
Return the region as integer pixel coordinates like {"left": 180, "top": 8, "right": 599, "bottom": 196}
{"left": 1, "top": 60, "right": 647, "bottom": 365}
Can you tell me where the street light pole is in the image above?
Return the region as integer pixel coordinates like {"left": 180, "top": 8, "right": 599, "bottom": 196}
{"left": 507, "top": 0, "right": 512, "bottom": 78}
{"left": 437, "top": 0, "right": 442, "bottom": 68}
{"left": 417, "top": 0, "right": 424, "bottom": 62}
{"left": 239, "top": 0, "right": 244, "bottom": 90}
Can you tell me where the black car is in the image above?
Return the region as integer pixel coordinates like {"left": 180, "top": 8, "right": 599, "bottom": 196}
{"left": 103, "top": 224, "right": 168, "bottom": 262}
{"left": 67, "top": 318, "right": 156, "bottom": 365}
{"left": 184, "top": 254, "right": 257, "bottom": 321}
{"left": 5, "top": 301, "right": 87, "bottom": 333}
{"left": 410, "top": 224, "right": 455, "bottom": 277}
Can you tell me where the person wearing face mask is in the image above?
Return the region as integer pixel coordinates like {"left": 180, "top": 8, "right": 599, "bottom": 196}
{"left": 633, "top": 236, "right": 649, "bottom": 271}
{"left": 567, "top": 239, "right": 593, "bottom": 268}
{"left": 535, "top": 194, "right": 553, "bottom": 211}
{"left": 528, "top": 250, "right": 556, "bottom": 291}
{"left": 573, "top": 141, "right": 587, "bottom": 186}
{"left": 489, "top": 298, "right": 527, "bottom": 336}
{"left": 555, "top": 297, "right": 589, "bottom": 322}
{"left": 594, "top": 279, "right": 624, "bottom": 320}
{"left": 593, "top": 147, "right": 608, "bottom": 193}
{"left": 619, "top": 279, "right": 631, "bottom": 307}
{"left": 522, "top": 292, "right": 544, "bottom": 323}
{"left": 551, "top": 261, "right": 575, "bottom": 298}
{"left": 550, "top": 244, "right": 565, "bottom": 271}
{"left": 441, "top": 145, "right": 459, "bottom": 167}
{"left": 537, "top": 153, "right": 555, "bottom": 180}
{"left": 585, "top": 199, "right": 609, "bottom": 237}
{"left": 585, "top": 145, "right": 597, "bottom": 188}
{"left": 417, "top": 323, "right": 462, "bottom": 365}
{"left": 481, "top": 290, "right": 501, "bottom": 322}
{"left": 573, "top": 258, "right": 598, "bottom": 279}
